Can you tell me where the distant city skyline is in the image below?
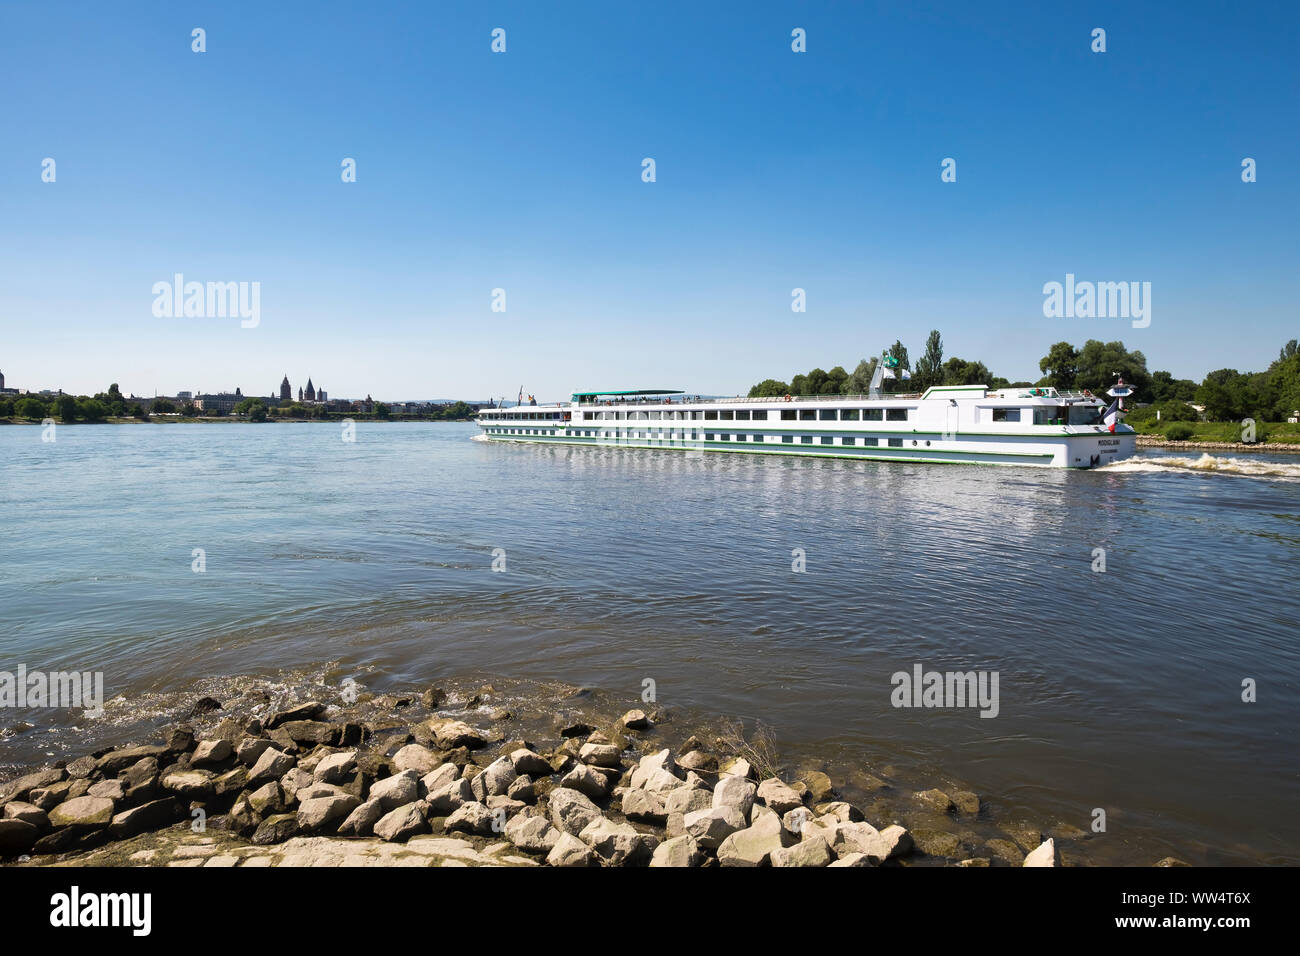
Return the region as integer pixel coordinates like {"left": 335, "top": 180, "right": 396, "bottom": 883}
{"left": 3, "top": 2, "right": 1297, "bottom": 401}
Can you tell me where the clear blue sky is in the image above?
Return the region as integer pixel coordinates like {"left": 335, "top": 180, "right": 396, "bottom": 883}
{"left": 2, "top": 1, "right": 1296, "bottom": 401}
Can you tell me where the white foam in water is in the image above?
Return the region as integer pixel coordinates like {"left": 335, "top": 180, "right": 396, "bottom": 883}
{"left": 1100, "top": 453, "right": 1300, "bottom": 481}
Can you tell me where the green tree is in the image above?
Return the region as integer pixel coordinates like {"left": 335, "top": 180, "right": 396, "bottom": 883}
{"left": 1074, "top": 340, "right": 1152, "bottom": 402}
{"left": 374, "top": 402, "right": 390, "bottom": 419}
{"left": 941, "top": 357, "right": 992, "bottom": 386}
{"left": 152, "top": 399, "right": 176, "bottom": 414}
{"left": 822, "top": 366, "right": 849, "bottom": 395}
{"left": 845, "top": 358, "right": 876, "bottom": 394}
{"left": 1038, "top": 342, "right": 1080, "bottom": 391}
{"left": 14, "top": 396, "right": 46, "bottom": 420}
{"left": 57, "top": 394, "right": 79, "bottom": 423}
{"left": 77, "top": 397, "right": 108, "bottom": 421}
{"left": 749, "top": 378, "right": 790, "bottom": 398}
{"left": 130, "top": 403, "right": 149, "bottom": 420}
{"left": 885, "top": 340, "right": 910, "bottom": 371}
{"left": 913, "top": 331, "right": 944, "bottom": 391}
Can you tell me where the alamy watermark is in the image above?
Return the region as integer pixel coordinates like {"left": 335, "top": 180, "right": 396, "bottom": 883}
{"left": 1, "top": 665, "right": 104, "bottom": 717}
{"left": 1042, "top": 274, "right": 1150, "bottom": 328}
{"left": 890, "top": 663, "right": 999, "bottom": 718}
{"left": 152, "top": 274, "right": 260, "bottom": 328}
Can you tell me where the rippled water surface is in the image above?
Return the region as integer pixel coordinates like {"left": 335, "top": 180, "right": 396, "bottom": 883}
{"left": 2, "top": 423, "right": 1297, "bottom": 863}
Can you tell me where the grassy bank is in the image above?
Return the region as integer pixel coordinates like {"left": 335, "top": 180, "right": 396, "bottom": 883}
{"left": 1129, "top": 419, "right": 1300, "bottom": 445}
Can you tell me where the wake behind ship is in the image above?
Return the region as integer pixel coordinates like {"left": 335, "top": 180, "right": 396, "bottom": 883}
{"left": 476, "top": 377, "right": 1137, "bottom": 469}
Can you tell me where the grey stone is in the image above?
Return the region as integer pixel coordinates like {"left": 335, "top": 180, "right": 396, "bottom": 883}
{"left": 684, "top": 805, "right": 746, "bottom": 850}
{"left": 247, "top": 748, "right": 295, "bottom": 784}
{"left": 546, "top": 832, "right": 596, "bottom": 867}
{"left": 373, "top": 802, "right": 428, "bottom": 842}
{"left": 547, "top": 787, "right": 601, "bottom": 836}
{"left": 649, "top": 834, "right": 703, "bottom": 867}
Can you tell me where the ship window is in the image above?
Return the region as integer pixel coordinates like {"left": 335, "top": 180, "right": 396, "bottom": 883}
{"left": 843, "top": 437, "right": 855, "bottom": 445}
{"left": 781, "top": 435, "right": 794, "bottom": 443}
{"left": 720, "top": 410, "right": 734, "bottom": 420}
{"left": 705, "top": 432, "right": 715, "bottom": 440}
{"left": 841, "top": 409, "right": 860, "bottom": 421}
{"left": 781, "top": 409, "right": 796, "bottom": 420}
{"left": 863, "top": 437, "right": 877, "bottom": 446}
{"left": 736, "top": 434, "right": 747, "bottom": 441}
{"left": 864, "top": 409, "right": 883, "bottom": 421}
{"left": 691, "top": 411, "right": 703, "bottom": 420}
{"left": 735, "top": 410, "right": 750, "bottom": 420}
{"left": 800, "top": 435, "right": 813, "bottom": 444}
{"left": 992, "top": 408, "right": 1021, "bottom": 422}
{"left": 886, "top": 409, "right": 908, "bottom": 421}
{"left": 753, "top": 434, "right": 763, "bottom": 442}
{"left": 887, "top": 437, "right": 903, "bottom": 447}
{"left": 799, "top": 410, "right": 816, "bottom": 421}
{"left": 752, "top": 410, "right": 768, "bottom": 420}
{"left": 704, "top": 410, "right": 718, "bottom": 420}
{"left": 821, "top": 436, "right": 833, "bottom": 444}
{"left": 647, "top": 411, "right": 660, "bottom": 419}
{"left": 819, "top": 409, "right": 837, "bottom": 421}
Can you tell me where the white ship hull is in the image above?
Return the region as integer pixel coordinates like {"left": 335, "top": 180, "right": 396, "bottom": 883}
{"left": 476, "top": 385, "right": 1138, "bottom": 469}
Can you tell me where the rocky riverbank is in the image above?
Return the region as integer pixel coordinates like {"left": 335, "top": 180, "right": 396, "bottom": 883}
{"left": 1136, "top": 435, "right": 1300, "bottom": 452}
{"left": 0, "top": 685, "right": 1187, "bottom": 868}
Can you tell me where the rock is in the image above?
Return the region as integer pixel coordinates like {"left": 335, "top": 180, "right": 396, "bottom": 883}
{"left": 680, "top": 735, "right": 705, "bottom": 753}
{"left": 352, "top": 770, "right": 409, "bottom": 813}
{"left": 579, "top": 817, "right": 658, "bottom": 866}
{"left": 505, "top": 812, "right": 560, "bottom": 853}
{"left": 684, "top": 806, "right": 747, "bottom": 850}
{"left": 719, "top": 756, "right": 753, "bottom": 780}
{"left": 264, "top": 701, "right": 326, "bottom": 729}
{"left": 621, "top": 709, "right": 650, "bottom": 730}
{"left": 877, "top": 824, "right": 914, "bottom": 859}
{"left": 509, "top": 748, "right": 552, "bottom": 777}
{"left": 983, "top": 839, "right": 1024, "bottom": 864}
{"left": 337, "top": 798, "right": 386, "bottom": 837}
{"left": 828, "top": 853, "right": 874, "bottom": 867}
{"left": 108, "top": 798, "right": 181, "bottom": 839}
{"left": 421, "top": 686, "right": 447, "bottom": 709}
{"left": 479, "top": 756, "right": 518, "bottom": 797}
{"left": 506, "top": 776, "right": 536, "bottom": 804}
{"left": 579, "top": 743, "right": 622, "bottom": 768}
{"left": 393, "top": 744, "right": 440, "bottom": 776}
{"left": 313, "top": 751, "right": 357, "bottom": 784}
{"left": 433, "top": 721, "right": 486, "bottom": 750}
{"left": 267, "top": 728, "right": 300, "bottom": 754}
{"left": 0, "top": 767, "right": 66, "bottom": 804}
{"left": 48, "top": 796, "right": 116, "bottom": 831}
{"left": 28, "top": 783, "right": 71, "bottom": 811}
{"left": 86, "top": 779, "right": 125, "bottom": 802}
{"left": 296, "top": 782, "right": 348, "bottom": 802}
{"left": 911, "top": 828, "right": 962, "bottom": 858}
{"left": 445, "top": 802, "right": 496, "bottom": 835}
{"left": 191, "top": 739, "right": 233, "bottom": 768}
{"left": 649, "top": 834, "right": 702, "bottom": 867}
{"left": 664, "top": 786, "right": 712, "bottom": 817}
{"left": 280, "top": 720, "right": 339, "bottom": 746}
{"left": 65, "top": 755, "right": 97, "bottom": 779}
{"left": 559, "top": 763, "right": 611, "bottom": 800}
{"left": 420, "top": 763, "right": 459, "bottom": 797}
{"left": 1023, "top": 838, "right": 1060, "bottom": 867}
{"left": 165, "top": 726, "right": 195, "bottom": 754}
{"left": 251, "top": 813, "right": 301, "bottom": 845}
{"left": 952, "top": 790, "right": 981, "bottom": 816}
{"left": 426, "top": 778, "right": 474, "bottom": 815}
{"left": 717, "top": 806, "right": 789, "bottom": 867}
{"left": 280, "top": 768, "right": 312, "bottom": 802}
{"left": 814, "top": 801, "right": 863, "bottom": 823}
{"left": 621, "top": 788, "right": 668, "bottom": 823}
{"left": 1154, "top": 856, "right": 1192, "bottom": 867}
{"left": 558, "top": 722, "right": 595, "bottom": 739}
{"left": 297, "top": 794, "right": 361, "bottom": 832}
{"left": 772, "top": 836, "right": 833, "bottom": 867}
{"left": 628, "top": 750, "right": 677, "bottom": 790}
{"left": 236, "top": 737, "right": 274, "bottom": 766}
{"left": 546, "top": 832, "right": 596, "bottom": 867}
{"left": 248, "top": 781, "right": 285, "bottom": 816}
{"left": 373, "top": 802, "right": 428, "bottom": 842}
{"left": 757, "top": 777, "right": 803, "bottom": 815}
{"left": 121, "top": 758, "right": 160, "bottom": 805}
{"left": 547, "top": 787, "right": 602, "bottom": 836}
{"left": 3, "top": 801, "right": 49, "bottom": 829}
{"left": 677, "top": 750, "right": 718, "bottom": 774}
{"left": 96, "top": 745, "right": 168, "bottom": 777}
{"left": 227, "top": 794, "right": 260, "bottom": 835}
{"left": 0, "top": 819, "right": 39, "bottom": 855}
{"left": 802, "top": 771, "right": 834, "bottom": 803}
{"left": 188, "top": 696, "right": 223, "bottom": 717}
{"left": 247, "top": 748, "right": 295, "bottom": 785}
{"left": 782, "top": 807, "right": 815, "bottom": 838}
{"left": 713, "top": 776, "right": 757, "bottom": 818}
{"left": 915, "top": 789, "right": 955, "bottom": 814}
{"left": 160, "top": 770, "right": 215, "bottom": 800}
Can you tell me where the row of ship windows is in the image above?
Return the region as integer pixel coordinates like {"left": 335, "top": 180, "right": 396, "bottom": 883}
{"left": 485, "top": 427, "right": 919, "bottom": 447}
{"left": 581, "top": 408, "right": 910, "bottom": 422}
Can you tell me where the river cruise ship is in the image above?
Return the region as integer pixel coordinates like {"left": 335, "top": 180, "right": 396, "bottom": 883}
{"left": 475, "top": 381, "right": 1137, "bottom": 469}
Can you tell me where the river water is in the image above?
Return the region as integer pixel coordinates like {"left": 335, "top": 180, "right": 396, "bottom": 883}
{"left": 1, "top": 422, "right": 1297, "bottom": 864}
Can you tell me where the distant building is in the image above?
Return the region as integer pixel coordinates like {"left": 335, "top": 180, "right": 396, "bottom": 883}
{"left": 194, "top": 387, "right": 243, "bottom": 414}
{"left": 0, "top": 369, "right": 15, "bottom": 395}
{"left": 177, "top": 391, "right": 192, "bottom": 400}
{"left": 305, "top": 378, "right": 316, "bottom": 402}
{"left": 280, "top": 376, "right": 292, "bottom": 401}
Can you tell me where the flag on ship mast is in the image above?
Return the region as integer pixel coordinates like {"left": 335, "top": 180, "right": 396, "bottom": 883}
{"left": 901, "top": 369, "right": 912, "bottom": 380}
{"left": 1100, "top": 399, "right": 1120, "bottom": 432}
{"left": 881, "top": 367, "right": 896, "bottom": 380}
